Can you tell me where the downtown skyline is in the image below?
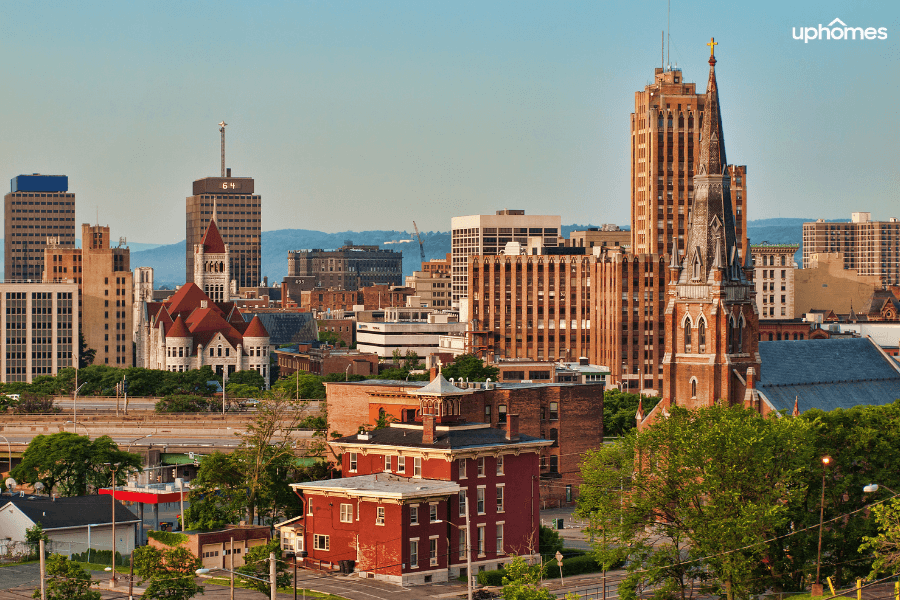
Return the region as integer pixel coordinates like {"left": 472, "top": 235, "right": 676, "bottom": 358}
{"left": 0, "top": 0, "right": 896, "bottom": 244}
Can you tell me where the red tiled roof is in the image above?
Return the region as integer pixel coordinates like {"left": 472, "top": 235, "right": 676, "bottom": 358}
{"left": 201, "top": 219, "right": 226, "bottom": 254}
{"left": 184, "top": 308, "right": 244, "bottom": 349}
{"left": 167, "top": 315, "right": 191, "bottom": 338}
{"left": 165, "top": 283, "right": 223, "bottom": 318}
{"left": 243, "top": 315, "right": 269, "bottom": 338}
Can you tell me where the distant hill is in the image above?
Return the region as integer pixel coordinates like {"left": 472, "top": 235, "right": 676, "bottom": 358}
{"left": 86, "top": 218, "right": 825, "bottom": 288}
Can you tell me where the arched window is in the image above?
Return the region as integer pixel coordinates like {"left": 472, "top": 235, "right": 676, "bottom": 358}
{"left": 691, "top": 378, "right": 697, "bottom": 398}
{"left": 692, "top": 256, "right": 701, "bottom": 280}
{"left": 218, "top": 345, "right": 223, "bottom": 357}
{"left": 727, "top": 318, "right": 734, "bottom": 353}
{"left": 698, "top": 319, "right": 707, "bottom": 350}
{"left": 738, "top": 317, "right": 744, "bottom": 352}
{"left": 684, "top": 320, "right": 692, "bottom": 352}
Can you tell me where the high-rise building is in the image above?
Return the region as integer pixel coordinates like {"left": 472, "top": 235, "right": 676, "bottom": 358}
{"left": 631, "top": 69, "right": 747, "bottom": 260}
{"left": 451, "top": 210, "right": 561, "bottom": 308}
{"left": 186, "top": 166, "right": 261, "bottom": 289}
{"left": 802, "top": 213, "right": 900, "bottom": 286}
{"left": 4, "top": 174, "right": 76, "bottom": 281}
{"left": 0, "top": 281, "right": 78, "bottom": 382}
{"left": 751, "top": 244, "right": 798, "bottom": 319}
{"left": 287, "top": 244, "right": 403, "bottom": 290}
{"left": 661, "top": 46, "right": 759, "bottom": 409}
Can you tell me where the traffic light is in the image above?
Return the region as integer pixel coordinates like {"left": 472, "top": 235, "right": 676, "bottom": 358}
{"left": 122, "top": 378, "right": 129, "bottom": 393}
{"left": 171, "top": 468, "right": 176, "bottom": 478}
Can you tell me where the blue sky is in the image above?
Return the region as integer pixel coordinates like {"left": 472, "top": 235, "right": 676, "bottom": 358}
{"left": 0, "top": 0, "right": 896, "bottom": 242}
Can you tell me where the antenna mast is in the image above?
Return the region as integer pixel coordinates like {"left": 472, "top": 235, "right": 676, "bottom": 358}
{"left": 661, "top": 31, "right": 664, "bottom": 71}
{"left": 218, "top": 121, "right": 228, "bottom": 177}
{"left": 667, "top": 0, "right": 671, "bottom": 68}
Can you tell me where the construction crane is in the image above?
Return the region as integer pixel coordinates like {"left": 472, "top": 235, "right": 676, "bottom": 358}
{"left": 412, "top": 221, "right": 425, "bottom": 264}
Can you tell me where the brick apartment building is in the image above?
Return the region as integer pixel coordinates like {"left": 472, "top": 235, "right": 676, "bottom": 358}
{"left": 803, "top": 212, "right": 900, "bottom": 286}
{"left": 274, "top": 344, "right": 379, "bottom": 379}
{"left": 751, "top": 244, "right": 798, "bottom": 319}
{"left": 324, "top": 375, "right": 604, "bottom": 506}
{"left": 286, "top": 376, "right": 551, "bottom": 584}
{"left": 301, "top": 285, "right": 415, "bottom": 313}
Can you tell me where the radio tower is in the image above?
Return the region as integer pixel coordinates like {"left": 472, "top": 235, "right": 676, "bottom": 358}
{"left": 218, "top": 121, "right": 227, "bottom": 177}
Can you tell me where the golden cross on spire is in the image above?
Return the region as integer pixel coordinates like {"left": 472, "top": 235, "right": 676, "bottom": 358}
{"left": 707, "top": 37, "right": 718, "bottom": 56}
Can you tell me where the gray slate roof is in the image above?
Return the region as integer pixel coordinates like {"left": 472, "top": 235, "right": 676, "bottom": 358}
{"left": 758, "top": 338, "right": 900, "bottom": 413}
{"left": 413, "top": 374, "right": 472, "bottom": 396}
{"left": 0, "top": 495, "right": 139, "bottom": 530}
{"left": 334, "top": 423, "right": 551, "bottom": 450}
{"left": 242, "top": 312, "right": 318, "bottom": 346}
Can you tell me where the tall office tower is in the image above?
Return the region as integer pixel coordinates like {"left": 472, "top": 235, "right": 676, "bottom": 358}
{"left": 803, "top": 212, "right": 900, "bottom": 286}
{"left": 4, "top": 174, "right": 75, "bottom": 281}
{"left": 0, "top": 281, "right": 78, "bottom": 383}
{"left": 44, "top": 224, "right": 133, "bottom": 367}
{"left": 287, "top": 244, "right": 403, "bottom": 290}
{"left": 751, "top": 244, "right": 798, "bottom": 319}
{"left": 81, "top": 224, "right": 134, "bottom": 367}
{"left": 661, "top": 46, "right": 759, "bottom": 409}
{"left": 451, "top": 210, "right": 561, "bottom": 308}
{"left": 186, "top": 127, "right": 261, "bottom": 289}
{"left": 631, "top": 68, "right": 748, "bottom": 260}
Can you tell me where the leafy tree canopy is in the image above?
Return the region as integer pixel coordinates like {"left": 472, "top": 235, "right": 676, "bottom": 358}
{"left": 227, "top": 369, "right": 266, "bottom": 389}
{"left": 236, "top": 539, "right": 292, "bottom": 595}
{"left": 501, "top": 556, "right": 554, "bottom": 600}
{"left": 603, "top": 389, "right": 661, "bottom": 437}
{"left": 37, "top": 554, "right": 101, "bottom": 600}
{"left": 441, "top": 353, "right": 499, "bottom": 382}
{"left": 11, "top": 432, "right": 141, "bottom": 497}
{"left": 272, "top": 371, "right": 326, "bottom": 399}
{"left": 133, "top": 544, "right": 204, "bottom": 600}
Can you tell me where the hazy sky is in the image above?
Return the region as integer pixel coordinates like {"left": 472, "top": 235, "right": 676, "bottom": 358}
{"left": 0, "top": 0, "right": 896, "bottom": 243}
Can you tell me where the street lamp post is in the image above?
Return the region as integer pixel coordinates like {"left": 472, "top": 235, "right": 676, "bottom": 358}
{"left": 285, "top": 550, "right": 308, "bottom": 600}
{"left": 813, "top": 456, "right": 832, "bottom": 597}
{"left": 105, "top": 462, "right": 120, "bottom": 587}
{"left": 439, "top": 498, "right": 473, "bottom": 600}
{"left": 126, "top": 434, "right": 152, "bottom": 452}
{"left": 72, "top": 378, "right": 86, "bottom": 428}
{"left": 863, "top": 483, "right": 899, "bottom": 495}
{"left": 0, "top": 435, "right": 11, "bottom": 476}
{"left": 65, "top": 421, "right": 89, "bottom": 437}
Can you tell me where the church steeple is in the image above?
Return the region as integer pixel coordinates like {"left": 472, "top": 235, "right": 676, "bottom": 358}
{"left": 680, "top": 39, "right": 739, "bottom": 285}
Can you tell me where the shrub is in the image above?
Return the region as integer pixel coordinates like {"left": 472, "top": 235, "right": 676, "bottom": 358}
{"left": 70, "top": 548, "right": 127, "bottom": 566}
{"left": 477, "top": 568, "right": 506, "bottom": 586}
{"left": 147, "top": 530, "right": 188, "bottom": 546}
{"left": 543, "top": 553, "right": 603, "bottom": 579}
{"left": 155, "top": 394, "right": 215, "bottom": 413}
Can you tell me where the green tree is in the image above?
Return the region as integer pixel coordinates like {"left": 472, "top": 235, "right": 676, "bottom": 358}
{"left": 602, "top": 389, "right": 661, "bottom": 437}
{"left": 227, "top": 369, "right": 266, "bottom": 389}
{"left": 272, "top": 371, "right": 325, "bottom": 399}
{"left": 12, "top": 391, "right": 57, "bottom": 414}
{"left": 441, "top": 353, "right": 499, "bottom": 382}
{"left": 25, "top": 522, "right": 49, "bottom": 545}
{"left": 538, "top": 525, "right": 563, "bottom": 557}
{"left": 36, "top": 554, "right": 101, "bottom": 600}
{"left": 403, "top": 350, "right": 421, "bottom": 369}
{"left": 318, "top": 330, "right": 342, "bottom": 346}
{"left": 78, "top": 332, "right": 96, "bottom": 368}
{"left": 323, "top": 371, "right": 365, "bottom": 382}
{"left": 225, "top": 383, "right": 262, "bottom": 399}
{"left": 154, "top": 394, "right": 214, "bottom": 413}
{"left": 578, "top": 405, "right": 814, "bottom": 600}
{"left": 501, "top": 556, "right": 554, "bottom": 600}
{"left": 860, "top": 496, "right": 900, "bottom": 576}
{"left": 133, "top": 544, "right": 204, "bottom": 600}
{"left": 11, "top": 433, "right": 141, "bottom": 496}
{"left": 763, "top": 401, "right": 900, "bottom": 591}
{"left": 236, "top": 539, "right": 292, "bottom": 595}
{"left": 184, "top": 452, "right": 246, "bottom": 530}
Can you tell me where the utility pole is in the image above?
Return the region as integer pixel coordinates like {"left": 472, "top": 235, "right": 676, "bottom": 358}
{"left": 39, "top": 539, "right": 46, "bottom": 600}
{"left": 270, "top": 552, "right": 277, "bottom": 600}
{"left": 230, "top": 537, "right": 235, "bottom": 600}
{"left": 465, "top": 497, "right": 473, "bottom": 600}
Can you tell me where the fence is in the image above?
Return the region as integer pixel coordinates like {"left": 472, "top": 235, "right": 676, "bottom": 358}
{"left": 554, "top": 582, "right": 618, "bottom": 600}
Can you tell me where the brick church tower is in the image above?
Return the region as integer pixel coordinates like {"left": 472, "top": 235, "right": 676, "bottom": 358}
{"left": 661, "top": 40, "right": 760, "bottom": 410}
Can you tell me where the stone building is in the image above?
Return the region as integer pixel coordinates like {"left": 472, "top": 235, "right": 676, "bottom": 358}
{"left": 803, "top": 213, "right": 900, "bottom": 286}
{"left": 751, "top": 244, "right": 798, "bottom": 319}
{"left": 288, "top": 244, "right": 403, "bottom": 290}
{"left": 193, "top": 218, "right": 232, "bottom": 302}
{"left": 137, "top": 282, "right": 271, "bottom": 384}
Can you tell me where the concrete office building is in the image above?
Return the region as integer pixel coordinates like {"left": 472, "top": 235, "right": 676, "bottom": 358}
{"left": 288, "top": 244, "right": 403, "bottom": 290}
{"left": 803, "top": 213, "right": 900, "bottom": 286}
{"left": 0, "top": 281, "right": 78, "bottom": 383}
{"left": 4, "top": 174, "right": 76, "bottom": 282}
{"left": 751, "top": 244, "right": 798, "bottom": 319}
{"left": 451, "top": 210, "right": 561, "bottom": 308}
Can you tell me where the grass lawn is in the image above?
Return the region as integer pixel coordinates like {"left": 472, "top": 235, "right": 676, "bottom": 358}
{"left": 204, "top": 576, "right": 349, "bottom": 599}
{"left": 71, "top": 561, "right": 131, "bottom": 575}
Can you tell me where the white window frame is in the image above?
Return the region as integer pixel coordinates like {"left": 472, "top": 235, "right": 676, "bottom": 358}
{"left": 414, "top": 457, "right": 422, "bottom": 477}
{"left": 477, "top": 457, "right": 485, "bottom": 477}
{"left": 430, "top": 536, "right": 439, "bottom": 566}
{"left": 459, "top": 526, "right": 467, "bottom": 559}
{"left": 306, "top": 496, "right": 313, "bottom": 516}
{"left": 340, "top": 503, "right": 353, "bottom": 523}
{"left": 410, "top": 539, "right": 419, "bottom": 569}
{"left": 349, "top": 452, "right": 357, "bottom": 473}
{"left": 398, "top": 455, "right": 406, "bottom": 473}
{"left": 497, "top": 484, "right": 505, "bottom": 513}
{"left": 458, "top": 458, "right": 466, "bottom": 479}
{"left": 477, "top": 486, "right": 485, "bottom": 515}
{"left": 429, "top": 503, "right": 438, "bottom": 523}
{"left": 410, "top": 504, "right": 419, "bottom": 526}
{"left": 477, "top": 524, "right": 486, "bottom": 557}
{"left": 496, "top": 522, "right": 505, "bottom": 556}
{"left": 376, "top": 506, "right": 385, "bottom": 525}
{"left": 313, "top": 534, "right": 330, "bottom": 551}
{"left": 496, "top": 455, "right": 504, "bottom": 476}
{"left": 459, "top": 489, "right": 467, "bottom": 517}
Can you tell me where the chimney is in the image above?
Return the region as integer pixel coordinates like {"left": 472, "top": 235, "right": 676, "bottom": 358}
{"left": 746, "top": 367, "right": 756, "bottom": 390}
{"left": 200, "top": 300, "right": 208, "bottom": 309}
{"left": 226, "top": 168, "right": 232, "bottom": 177}
{"left": 423, "top": 415, "right": 436, "bottom": 444}
{"left": 430, "top": 366, "right": 438, "bottom": 381}
{"left": 506, "top": 414, "right": 519, "bottom": 441}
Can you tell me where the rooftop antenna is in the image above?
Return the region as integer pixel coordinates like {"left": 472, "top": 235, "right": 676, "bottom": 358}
{"left": 661, "top": 30, "right": 664, "bottom": 71}
{"left": 667, "top": 0, "right": 671, "bottom": 69}
{"left": 218, "top": 121, "right": 227, "bottom": 177}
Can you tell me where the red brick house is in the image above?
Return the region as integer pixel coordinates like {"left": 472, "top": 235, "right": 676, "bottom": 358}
{"left": 288, "top": 375, "right": 551, "bottom": 585}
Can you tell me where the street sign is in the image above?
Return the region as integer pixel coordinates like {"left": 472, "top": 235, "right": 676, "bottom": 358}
{"left": 555, "top": 551, "right": 563, "bottom": 564}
